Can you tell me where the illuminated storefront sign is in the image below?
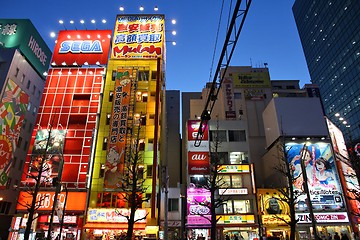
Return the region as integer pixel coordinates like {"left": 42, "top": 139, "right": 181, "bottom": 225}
{"left": 187, "top": 120, "right": 209, "bottom": 141}
{"left": 188, "top": 152, "right": 209, "bottom": 175}
{"left": 0, "top": 19, "right": 52, "bottom": 77}
{"left": 187, "top": 187, "right": 211, "bottom": 226}
{"left": 285, "top": 141, "right": 344, "bottom": 211}
{"left": 258, "top": 189, "right": 290, "bottom": 216}
{"left": 219, "top": 165, "right": 250, "bottom": 173}
{"left": 262, "top": 215, "right": 291, "bottom": 224}
{"left": 16, "top": 191, "right": 87, "bottom": 211}
{"left": 87, "top": 208, "right": 147, "bottom": 223}
{"left": 52, "top": 30, "right": 112, "bottom": 66}
{"left": 104, "top": 69, "right": 133, "bottom": 188}
{"left": 296, "top": 212, "right": 349, "bottom": 223}
{"left": 0, "top": 79, "right": 29, "bottom": 187}
{"left": 111, "top": 15, "right": 164, "bottom": 59}
{"left": 217, "top": 215, "right": 255, "bottom": 224}
{"left": 219, "top": 188, "right": 248, "bottom": 195}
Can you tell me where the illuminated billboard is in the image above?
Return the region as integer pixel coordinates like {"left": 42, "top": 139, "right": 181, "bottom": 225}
{"left": 111, "top": 15, "right": 165, "bottom": 59}
{"left": 0, "top": 79, "right": 29, "bottom": 187}
{"left": 257, "top": 189, "right": 291, "bottom": 224}
{"left": 233, "top": 70, "right": 271, "bottom": 88}
{"left": 285, "top": 140, "right": 345, "bottom": 211}
{"left": 52, "top": 30, "right": 112, "bottom": 66}
{"left": 187, "top": 187, "right": 211, "bottom": 226}
{"left": 87, "top": 208, "right": 147, "bottom": 223}
{"left": 0, "top": 19, "right": 52, "bottom": 78}
{"left": 104, "top": 69, "right": 133, "bottom": 188}
{"left": 188, "top": 152, "right": 210, "bottom": 175}
{"left": 187, "top": 120, "right": 209, "bottom": 141}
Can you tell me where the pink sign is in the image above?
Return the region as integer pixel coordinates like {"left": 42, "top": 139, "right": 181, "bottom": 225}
{"left": 187, "top": 187, "right": 211, "bottom": 226}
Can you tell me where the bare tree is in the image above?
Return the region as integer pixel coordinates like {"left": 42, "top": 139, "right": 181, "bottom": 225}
{"left": 271, "top": 139, "right": 303, "bottom": 240}
{"left": 114, "top": 122, "right": 149, "bottom": 240}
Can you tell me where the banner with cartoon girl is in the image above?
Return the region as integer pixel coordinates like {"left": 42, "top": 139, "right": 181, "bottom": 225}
{"left": 286, "top": 141, "right": 344, "bottom": 211}
{"left": 104, "top": 68, "right": 133, "bottom": 188}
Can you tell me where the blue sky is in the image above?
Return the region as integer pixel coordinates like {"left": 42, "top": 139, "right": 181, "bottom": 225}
{"left": 1, "top": 0, "right": 310, "bottom": 93}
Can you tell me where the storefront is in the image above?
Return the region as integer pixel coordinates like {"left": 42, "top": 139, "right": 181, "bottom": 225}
{"left": 9, "top": 191, "right": 86, "bottom": 240}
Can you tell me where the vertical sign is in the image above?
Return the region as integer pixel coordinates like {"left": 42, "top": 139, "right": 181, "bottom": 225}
{"left": 222, "top": 77, "right": 236, "bottom": 119}
{"left": 104, "top": 69, "right": 133, "bottom": 188}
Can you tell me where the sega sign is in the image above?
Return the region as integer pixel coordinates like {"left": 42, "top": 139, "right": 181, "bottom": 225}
{"left": 52, "top": 30, "right": 112, "bottom": 66}
{"left": 59, "top": 40, "right": 103, "bottom": 53}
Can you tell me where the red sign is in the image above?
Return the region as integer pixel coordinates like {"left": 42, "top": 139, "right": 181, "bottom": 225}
{"left": 52, "top": 30, "right": 112, "bottom": 66}
{"left": 188, "top": 152, "right": 210, "bottom": 175}
{"left": 187, "top": 120, "right": 208, "bottom": 141}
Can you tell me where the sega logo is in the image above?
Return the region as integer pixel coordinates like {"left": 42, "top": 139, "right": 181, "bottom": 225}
{"left": 59, "top": 40, "right": 103, "bottom": 53}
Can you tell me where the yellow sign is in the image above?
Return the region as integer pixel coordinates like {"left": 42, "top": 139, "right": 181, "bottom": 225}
{"left": 262, "top": 214, "right": 291, "bottom": 224}
{"left": 111, "top": 15, "right": 165, "bottom": 59}
{"left": 218, "top": 215, "right": 255, "bottom": 224}
{"left": 233, "top": 71, "right": 271, "bottom": 88}
{"left": 219, "top": 164, "right": 250, "bottom": 173}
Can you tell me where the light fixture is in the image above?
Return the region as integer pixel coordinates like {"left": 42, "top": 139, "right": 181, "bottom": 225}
{"left": 119, "top": 6, "right": 124, "bottom": 11}
{"left": 335, "top": 113, "right": 340, "bottom": 117}
{"left": 171, "top": 19, "right": 176, "bottom": 25}
{"left": 139, "top": 6, "right": 144, "bottom": 11}
{"left": 84, "top": 62, "right": 89, "bottom": 65}
{"left": 43, "top": 72, "right": 48, "bottom": 76}
{"left": 51, "top": 62, "right": 56, "bottom": 66}
{"left": 50, "top": 32, "right": 56, "bottom": 38}
{"left": 62, "top": 62, "right": 66, "bottom": 66}
{"left": 91, "top": 19, "right": 96, "bottom": 24}
{"left": 171, "top": 41, "right": 176, "bottom": 46}
{"left": 171, "top": 30, "right": 177, "bottom": 36}
{"left": 102, "top": 19, "right": 107, "bottom": 24}
{"left": 154, "top": 6, "right": 159, "bottom": 11}
{"left": 73, "top": 61, "right": 78, "bottom": 66}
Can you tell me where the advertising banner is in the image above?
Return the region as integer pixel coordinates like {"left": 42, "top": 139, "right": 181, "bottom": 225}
{"left": 187, "top": 187, "right": 211, "bottom": 226}
{"left": 52, "top": 30, "right": 112, "bottom": 66}
{"left": 16, "top": 191, "right": 86, "bottom": 211}
{"left": 222, "top": 77, "right": 236, "bottom": 119}
{"left": 296, "top": 212, "right": 349, "bottom": 223}
{"left": 111, "top": 15, "right": 164, "bottom": 59}
{"left": 104, "top": 69, "right": 133, "bottom": 188}
{"left": 233, "top": 70, "right": 271, "bottom": 88}
{"left": 0, "top": 79, "right": 29, "bottom": 188}
{"left": 188, "top": 152, "right": 210, "bottom": 175}
{"left": 286, "top": 141, "right": 344, "bottom": 211}
{"left": 87, "top": 208, "right": 147, "bottom": 223}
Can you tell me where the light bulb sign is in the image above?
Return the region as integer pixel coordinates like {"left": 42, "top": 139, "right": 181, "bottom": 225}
{"left": 111, "top": 15, "right": 165, "bottom": 59}
{"left": 52, "top": 30, "right": 112, "bottom": 66}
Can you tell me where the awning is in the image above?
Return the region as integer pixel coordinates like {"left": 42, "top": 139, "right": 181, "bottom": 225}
{"left": 83, "top": 223, "right": 146, "bottom": 229}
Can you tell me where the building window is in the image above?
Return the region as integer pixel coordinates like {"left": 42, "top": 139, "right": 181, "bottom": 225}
{"left": 103, "top": 137, "right": 108, "bottom": 150}
{"left": 32, "top": 85, "right": 36, "bottom": 95}
{"left": 228, "top": 130, "right": 246, "bottom": 142}
{"left": 146, "top": 165, "right": 153, "bottom": 178}
{"left": 138, "top": 70, "right": 149, "bottom": 81}
{"left": 168, "top": 198, "right": 179, "bottom": 211}
{"left": 109, "top": 91, "right": 114, "bottom": 102}
{"left": 106, "top": 113, "right": 111, "bottom": 125}
{"left": 32, "top": 107, "right": 37, "bottom": 116}
{"left": 21, "top": 74, "right": 25, "bottom": 83}
{"left": 15, "top": 68, "right": 19, "bottom": 77}
{"left": 151, "top": 71, "right": 157, "bottom": 80}
{"left": 26, "top": 80, "right": 31, "bottom": 89}
{"left": 148, "top": 139, "right": 153, "bottom": 151}
{"left": 112, "top": 70, "right": 117, "bottom": 81}
{"left": 231, "top": 175, "right": 243, "bottom": 188}
{"left": 234, "top": 92, "right": 242, "bottom": 99}
{"left": 210, "top": 152, "right": 228, "bottom": 164}
{"left": 210, "top": 130, "right": 227, "bottom": 142}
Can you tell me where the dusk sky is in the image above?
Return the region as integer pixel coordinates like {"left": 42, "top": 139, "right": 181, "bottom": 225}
{"left": 1, "top": 0, "right": 311, "bottom": 93}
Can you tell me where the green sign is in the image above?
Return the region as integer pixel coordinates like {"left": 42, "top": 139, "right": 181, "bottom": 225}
{"left": 0, "top": 19, "right": 52, "bottom": 79}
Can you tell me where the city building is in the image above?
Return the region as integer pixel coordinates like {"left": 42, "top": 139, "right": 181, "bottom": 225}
{"left": 261, "top": 84, "right": 353, "bottom": 238}
{"left": 83, "top": 14, "right": 167, "bottom": 239}
{"left": 12, "top": 29, "right": 112, "bottom": 240}
{"left": 293, "top": 0, "right": 360, "bottom": 144}
{"left": 0, "top": 19, "right": 52, "bottom": 239}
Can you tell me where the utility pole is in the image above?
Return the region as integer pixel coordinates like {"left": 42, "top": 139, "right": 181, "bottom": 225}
{"left": 162, "top": 166, "right": 169, "bottom": 240}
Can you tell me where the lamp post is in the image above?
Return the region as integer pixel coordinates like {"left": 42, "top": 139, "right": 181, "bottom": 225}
{"left": 299, "top": 144, "right": 319, "bottom": 240}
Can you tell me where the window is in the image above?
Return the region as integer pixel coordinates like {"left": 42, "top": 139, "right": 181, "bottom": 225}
{"left": 109, "top": 91, "right": 114, "bottom": 102}
{"left": 138, "top": 70, "right": 149, "bottom": 81}
{"left": 146, "top": 165, "right": 153, "bottom": 178}
{"left": 112, "top": 70, "right": 117, "bottom": 81}
{"left": 168, "top": 198, "right": 179, "bottom": 211}
{"left": 17, "top": 137, "right": 22, "bottom": 148}
{"left": 210, "top": 152, "right": 228, "bottom": 164}
{"left": 32, "top": 85, "right": 36, "bottom": 95}
{"left": 210, "top": 130, "right": 227, "bottom": 142}
{"left": 234, "top": 92, "right": 242, "bottom": 99}
{"left": 106, "top": 113, "right": 111, "bottom": 125}
{"left": 21, "top": 74, "right": 25, "bottom": 83}
{"left": 228, "top": 130, "right": 246, "bottom": 142}
{"left": 229, "top": 151, "right": 248, "bottom": 164}
{"left": 15, "top": 68, "right": 19, "bottom": 77}
{"left": 26, "top": 80, "right": 31, "bottom": 89}
{"left": 32, "top": 107, "right": 37, "bottom": 116}
{"left": 151, "top": 71, "right": 157, "bottom": 80}
{"left": 103, "top": 137, "right": 108, "bottom": 150}
{"left": 148, "top": 139, "right": 154, "bottom": 151}
{"left": 231, "top": 175, "right": 242, "bottom": 188}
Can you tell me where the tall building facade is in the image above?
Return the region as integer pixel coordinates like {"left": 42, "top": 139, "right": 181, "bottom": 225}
{"left": 293, "top": 0, "right": 360, "bottom": 144}
{"left": 84, "top": 14, "right": 166, "bottom": 239}
{"left": 0, "top": 19, "right": 52, "bottom": 240}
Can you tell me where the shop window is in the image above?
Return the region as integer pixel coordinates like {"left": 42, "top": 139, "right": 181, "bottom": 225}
{"left": 231, "top": 175, "right": 243, "bottom": 188}
{"left": 223, "top": 200, "right": 233, "bottom": 214}
{"left": 168, "top": 198, "right": 179, "bottom": 211}
{"left": 219, "top": 175, "right": 231, "bottom": 188}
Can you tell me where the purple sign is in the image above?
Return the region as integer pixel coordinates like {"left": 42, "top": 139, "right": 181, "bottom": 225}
{"left": 187, "top": 187, "right": 211, "bottom": 226}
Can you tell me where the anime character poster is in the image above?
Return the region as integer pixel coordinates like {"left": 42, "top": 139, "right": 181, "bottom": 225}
{"left": 104, "top": 68, "right": 133, "bottom": 188}
{"left": 286, "top": 141, "right": 344, "bottom": 211}
{"left": 0, "top": 79, "right": 29, "bottom": 187}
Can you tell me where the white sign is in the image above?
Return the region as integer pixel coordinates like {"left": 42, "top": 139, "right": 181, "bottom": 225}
{"left": 296, "top": 212, "right": 349, "bottom": 223}
{"left": 187, "top": 141, "right": 209, "bottom": 152}
{"left": 219, "top": 188, "right": 248, "bottom": 195}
